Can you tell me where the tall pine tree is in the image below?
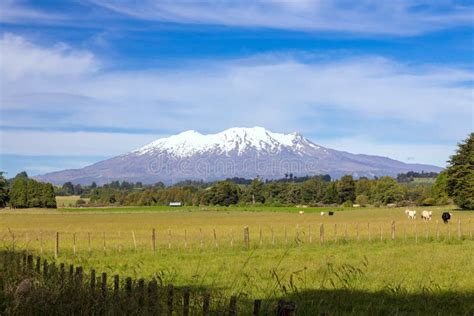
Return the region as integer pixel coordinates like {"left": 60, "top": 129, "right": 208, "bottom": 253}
{"left": 446, "top": 133, "right": 474, "bottom": 209}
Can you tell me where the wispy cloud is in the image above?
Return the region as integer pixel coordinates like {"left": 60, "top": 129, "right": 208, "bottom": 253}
{"left": 1, "top": 33, "right": 472, "bottom": 166}
{"left": 90, "top": 0, "right": 474, "bottom": 36}
{"left": 0, "top": 0, "right": 64, "bottom": 24}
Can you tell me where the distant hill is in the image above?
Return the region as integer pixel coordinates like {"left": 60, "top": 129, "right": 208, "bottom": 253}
{"left": 35, "top": 127, "right": 443, "bottom": 185}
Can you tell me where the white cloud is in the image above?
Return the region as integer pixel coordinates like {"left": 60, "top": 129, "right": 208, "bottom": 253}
{"left": 1, "top": 34, "right": 472, "bottom": 165}
{"left": 91, "top": 0, "right": 474, "bottom": 36}
{"left": 0, "top": 33, "right": 98, "bottom": 81}
{"left": 0, "top": 0, "right": 63, "bottom": 24}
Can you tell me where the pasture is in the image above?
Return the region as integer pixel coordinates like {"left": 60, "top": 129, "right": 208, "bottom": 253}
{"left": 1, "top": 206, "right": 473, "bottom": 313}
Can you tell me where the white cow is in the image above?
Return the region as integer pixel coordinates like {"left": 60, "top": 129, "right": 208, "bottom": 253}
{"left": 405, "top": 209, "right": 417, "bottom": 220}
{"left": 320, "top": 212, "right": 325, "bottom": 216}
{"left": 421, "top": 210, "right": 432, "bottom": 221}
{"left": 299, "top": 210, "right": 305, "bottom": 215}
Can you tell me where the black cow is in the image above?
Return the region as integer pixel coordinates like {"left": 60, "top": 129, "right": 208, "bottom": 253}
{"left": 442, "top": 212, "right": 451, "bottom": 224}
{"left": 328, "top": 211, "right": 334, "bottom": 216}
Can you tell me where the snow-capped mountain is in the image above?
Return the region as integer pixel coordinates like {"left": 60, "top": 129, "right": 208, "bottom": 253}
{"left": 36, "top": 127, "right": 442, "bottom": 185}
{"left": 133, "top": 127, "right": 321, "bottom": 158}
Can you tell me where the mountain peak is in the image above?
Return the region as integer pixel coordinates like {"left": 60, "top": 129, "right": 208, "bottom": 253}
{"left": 133, "top": 126, "right": 313, "bottom": 157}
{"left": 35, "top": 126, "right": 443, "bottom": 185}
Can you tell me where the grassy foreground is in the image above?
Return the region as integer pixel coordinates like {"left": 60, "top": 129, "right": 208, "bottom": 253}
{"left": 1, "top": 206, "right": 473, "bottom": 314}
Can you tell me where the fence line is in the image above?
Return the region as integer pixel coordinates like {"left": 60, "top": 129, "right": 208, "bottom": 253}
{"left": 2, "top": 251, "right": 290, "bottom": 315}
{"left": 1, "top": 219, "right": 472, "bottom": 255}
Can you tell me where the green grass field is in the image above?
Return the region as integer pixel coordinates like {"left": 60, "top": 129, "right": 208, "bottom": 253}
{"left": 1, "top": 206, "right": 473, "bottom": 313}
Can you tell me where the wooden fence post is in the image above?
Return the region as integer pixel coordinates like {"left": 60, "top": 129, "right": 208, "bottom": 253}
{"left": 59, "top": 263, "right": 65, "bottom": 282}
{"left": 253, "top": 299, "right": 262, "bottom": 316}
{"left": 469, "top": 218, "right": 472, "bottom": 239}
{"left": 391, "top": 221, "right": 395, "bottom": 240}
{"left": 308, "top": 224, "right": 312, "bottom": 244}
{"left": 73, "top": 233, "right": 76, "bottom": 256}
{"left": 436, "top": 220, "right": 440, "bottom": 240}
{"left": 167, "top": 284, "right": 174, "bottom": 316}
{"left": 457, "top": 219, "right": 462, "bottom": 240}
{"left": 319, "top": 223, "right": 324, "bottom": 245}
{"left": 203, "top": 293, "right": 210, "bottom": 316}
{"left": 415, "top": 222, "right": 418, "bottom": 243}
{"left": 183, "top": 287, "right": 190, "bottom": 316}
{"left": 118, "top": 231, "right": 122, "bottom": 253}
{"left": 148, "top": 280, "right": 158, "bottom": 313}
{"left": 90, "top": 269, "right": 96, "bottom": 290}
{"left": 103, "top": 232, "right": 106, "bottom": 254}
{"left": 75, "top": 266, "right": 83, "bottom": 287}
{"left": 213, "top": 228, "right": 218, "bottom": 249}
{"left": 168, "top": 228, "right": 172, "bottom": 249}
{"left": 200, "top": 228, "right": 204, "bottom": 249}
{"left": 88, "top": 232, "right": 92, "bottom": 253}
{"left": 271, "top": 226, "right": 275, "bottom": 246}
{"left": 69, "top": 264, "right": 74, "bottom": 281}
{"left": 230, "top": 228, "right": 234, "bottom": 248}
{"left": 295, "top": 224, "right": 301, "bottom": 246}
{"left": 125, "top": 277, "right": 132, "bottom": 296}
{"left": 113, "top": 275, "right": 119, "bottom": 295}
{"left": 101, "top": 272, "right": 107, "bottom": 298}
{"left": 137, "top": 278, "right": 145, "bottom": 305}
{"left": 26, "top": 255, "right": 33, "bottom": 270}
{"left": 380, "top": 224, "right": 383, "bottom": 241}
{"left": 55, "top": 232, "right": 59, "bottom": 259}
{"left": 152, "top": 229, "right": 156, "bottom": 254}
{"left": 132, "top": 231, "right": 137, "bottom": 252}
{"left": 229, "top": 296, "right": 237, "bottom": 316}
{"left": 244, "top": 226, "right": 250, "bottom": 250}
{"left": 356, "top": 223, "right": 359, "bottom": 242}
{"left": 334, "top": 224, "right": 338, "bottom": 243}
{"left": 368, "top": 222, "right": 371, "bottom": 241}
{"left": 39, "top": 231, "right": 43, "bottom": 254}
{"left": 43, "top": 260, "right": 49, "bottom": 279}
{"left": 184, "top": 229, "right": 188, "bottom": 249}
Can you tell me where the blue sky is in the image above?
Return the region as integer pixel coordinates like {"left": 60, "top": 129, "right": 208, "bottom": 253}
{"left": 1, "top": 0, "right": 473, "bottom": 177}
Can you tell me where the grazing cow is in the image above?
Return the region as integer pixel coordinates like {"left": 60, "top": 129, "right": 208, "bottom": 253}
{"left": 405, "top": 209, "right": 416, "bottom": 220}
{"left": 320, "top": 212, "right": 325, "bottom": 216}
{"left": 442, "top": 212, "right": 452, "bottom": 224}
{"left": 421, "top": 210, "right": 432, "bottom": 221}
{"left": 299, "top": 210, "right": 305, "bottom": 215}
{"left": 328, "top": 211, "right": 334, "bottom": 216}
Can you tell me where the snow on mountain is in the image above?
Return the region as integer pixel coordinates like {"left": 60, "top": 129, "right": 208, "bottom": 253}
{"left": 35, "top": 127, "right": 443, "bottom": 185}
{"left": 133, "top": 127, "right": 320, "bottom": 157}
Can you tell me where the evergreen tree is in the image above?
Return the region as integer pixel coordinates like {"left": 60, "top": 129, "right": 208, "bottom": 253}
{"left": 27, "top": 179, "right": 42, "bottom": 207}
{"left": 248, "top": 178, "right": 265, "bottom": 204}
{"left": 323, "top": 182, "right": 339, "bottom": 204}
{"left": 9, "top": 178, "right": 28, "bottom": 208}
{"left": 372, "top": 176, "right": 405, "bottom": 204}
{"left": 0, "top": 172, "right": 9, "bottom": 207}
{"left": 205, "top": 181, "right": 240, "bottom": 206}
{"left": 62, "top": 182, "right": 74, "bottom": 195}
{"left": 446, "top": 133, "right": 474, "bottom": 209}
{"left": 42, "top": 183, "right": 57, "bottom": 208}
{"left": 337, "top": 175, "right": 356, "bottom": 203}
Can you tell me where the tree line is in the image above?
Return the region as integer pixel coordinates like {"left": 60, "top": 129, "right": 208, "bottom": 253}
{"left": 0, "top": 133, "right": 471, "bottom": 210}
{"left": 0, "top": 172, "right": 56, "bottom": 208}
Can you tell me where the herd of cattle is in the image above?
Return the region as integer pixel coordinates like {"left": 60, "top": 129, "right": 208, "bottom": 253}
{"left": 405, "top": 209, "right": 453, "bottom": 223}
{"left": 299, "top": 209, "right": 453, "bottom": 224}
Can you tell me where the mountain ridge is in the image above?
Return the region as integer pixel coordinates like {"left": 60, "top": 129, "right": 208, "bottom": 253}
{"left": 35, "top": 127, "right": 443, "bottom": 185}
